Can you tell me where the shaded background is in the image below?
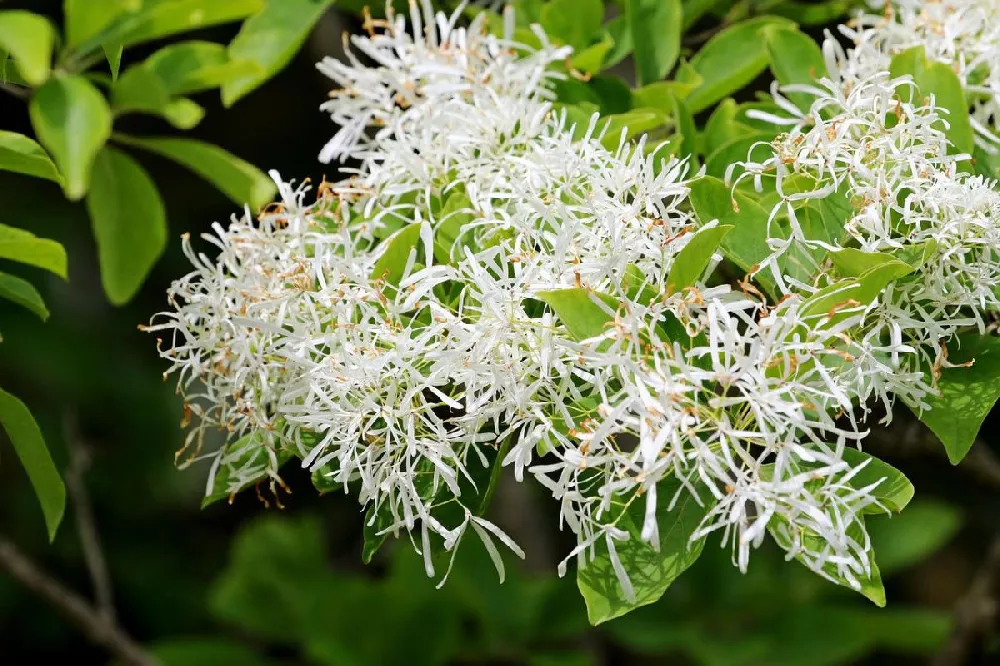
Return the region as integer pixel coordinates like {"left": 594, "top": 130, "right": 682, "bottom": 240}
{"left": 1, "top": 1, "right": 999, "bottom": 664}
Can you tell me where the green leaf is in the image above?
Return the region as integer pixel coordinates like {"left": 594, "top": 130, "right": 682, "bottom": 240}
{"left": 869, "top": 499, "right": 960, "bottom": 575}
{"left": 536, "top": 288, "right": 615, "bottom": 341}
{"left": 889, "top": 46, "right": 975, "bottom": 155}
{"left": 0, "top": 387, "right": 65, "bottom": 541}
{"left": 626, "top": 0, "right": 682, "bottom": 86}
{"left": 0, "top": 11, "right": 54, "bottom": 86}
{"left": 841, "top": 447, "right": 914, "bottom": 514}
{"left": 86, "top": 147, "right": 167, "bottom": 305}
{"left": 0, "top": 131, "right": 61, "bottom": 183}
{"left": 685, "top": 16, "right": 794, "bottom": 113}
{"left": 142, "top": 638, "right": 273, "bottom": 666}
{"left": 118, "top": 136, "right": 276, "bottom": 210}
{"left": 596, "top": 109, "right": 666, "bottom": 149}
{"left": 667, "top": 224, "right": 733, "bottom": 290}
{"left": 770, "top": 0, "right": 854, "bottom": 25}
{"left": 104, "top": 43, "right": 123, "bottom": 81}
{"left": 577, "top": 476, "right": 713, "bottom": 624}
{"left": 0, "top": 271, "right": 49, "bottom": 320}
{"left": 0, "top": 223, "right": 68, "bottom": 278}
{"left": 704, "top": 131, "right": 771, "bottom": 179}
{"left": 908, "top": 332, "right": 1000, "bottom": 463}
{"left": 764, "top": 25, "right": 826, "bottom": 110}
{"left": 29, "top": 75, "right": 112, "bottom": 201}
{"left": 64, "top": 0, "right": 128, "bottom": 47}
{"left": 145, "top": 40, "right": 260, "bottom": 96}
{"left": 433, "top": 192, "right": 475, "bottom": 265}
{"left": 96, "top": 0, "right": 265, "bottom": 52}
{"left": 372, "top": 222, "right": 422, "bottom": 286}
{"left": 830, "top": 248, "right": 902, "bottom": 277}
{"left": 701, "top": 98, "right": 754, "bottom": 156}
{"left": 540, "top": 0, "right": 603, "bottom": 50}
{"left": 202, "top": 433, "right": 293, "bottom": 508}
{"left": 688, "top": 176, "right": 771, "bottom": 275}
{"left": 222, "top": 0, "right": 334, "bottom": 106}
{"left": 569, "top": 34, "right": 614, "bottom": 76}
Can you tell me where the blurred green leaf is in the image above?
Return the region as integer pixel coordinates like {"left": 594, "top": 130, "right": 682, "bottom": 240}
{"left": 86, "top": 147, "right": 167, "bottom": 304}
{"left": 141, "top": 638, "right": 273, "bottom": 666}
{"left": 540, "top": 0, "right": 603, "bottom": 50}
{"left": 222, "top": 0, "right": 334, "bottom": 106}
{"left": 119, "top": 136, "right": 276, "bottom": 209}
{"left": 145, "top": 40, "right": 260, "bottom": 96}
{"left": 869, "top": 499, "right": 961, "bottom": 575}
{"left": 0, "top": 131, "right": 61, "bottom": 184}
{"left": 569, "top": 34, "right": 614, "bottom": 76}
{"left": 667, "top": 224, "right": 732, "bottom": 291}
{"left": 0, "top": 271, "right": 49, "bottom": 320}
{"left": 29, "top": 75, "right": 112, "bottom": 201}
{"left": 770, "top": 0, "right": 856, "bottom": 26}
{"left": 685, "top": 16, "right": 794, "bottom": 113}
{"left": 0, "top": 223, "right": 68, "bottom": 278}
{"left": 701, "top": 98, "right": 754, "bottom": 156}
{"left": 537, "top": 288, "right": 615, "bottom": 341}
{"left": 626, "top": 0, "right": 682, "bottom": 86}
{"left": 578, "top": 477, "right": 713, "bottom": 625}
{"left": 104, "top": 43, "right": 123, "bottom": 81}
{"left": 112, "top": 64, "right": 207, "bottom": 129}
{"left": 0, "top": 387, "right": 65, "bottom": 541}
{"left": 907, "top": 332, "right": 1000, "bottom": 463}
{"left": 889, "top": 46, "right": 975, "bottom": 156}
{"left": 0, "top": 11, "right": 54, "bottom": 86}
{"left": 95, "top": 0, "right": 265, "bottom": 52}
{"left": 64, "top": 0, "right": 128, "bottom": 46}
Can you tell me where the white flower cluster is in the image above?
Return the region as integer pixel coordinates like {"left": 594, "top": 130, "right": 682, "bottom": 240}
{"left": 846, "top": 0, "right": 1000, "bottom": 148}
{"left": 148, "top": 1, "right": 954, "bottom": 596}
{"left": 733, "top": 0, "right": 1000, "bottom": 414}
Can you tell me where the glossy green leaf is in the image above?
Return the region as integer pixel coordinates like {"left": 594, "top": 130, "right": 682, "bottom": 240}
{"left": 770, "top": 0, "right": 854, "bottom": 25}
{"left": 908, "top": 332, "right": 1000, "bottom": 463}
{"left": 704, "top": 131, "right": 771, "bottom": 179}
{"left": 701, "top": 98, "right": 754, "bottom": 156}
{"left": 830, "top": 248, "right": 902, "bottom": 277}
{"left": 86, "top": 147, "right": 167, "bottom": 305}
{"left": 29, "top": 75, "right": 112, "bottom": 201}
{"left": 685, "top": 17, "right": 794, "bottom": 113}
{"left": 597, "top": 109, "right": 666, "bottom": 149}
{"left": 0, "top": 11, "right": 54, "bottom": 86}
{"left": 536, "top": 288, "right": 616, "bottom": 341}
{"left": 119, "top": 136, "right": 276, "bottom": 210}
{"left": 577, "top": 476, "right": 713, "bottom": 624}
{"left": 0, "top": 387, "right": 65, "bottom": 541}
{"left": 0, "top": 131, "right": 61, "bottom": 183}
{"left": 667, "top": 224, "right": 733, "bottom": 290}
{"left": 222, "top": 0, "right": 334, "bottom": 106}
{"left": 626, "top": 0, "right": 682, "bottom": 86}
{"left": 0, "top": 271, "right": 49, "bottom": 320}
{"left": 540, "top": 0, "right": 603, "bottom": 50}
{"left": 0, "top": 223, "right": 68, "bottom": 278}
{"left": 433, "top": 192, "right": 475, "bottom": 265}
{"left": 889, "top": 46, "right": 975, "bottom": 155}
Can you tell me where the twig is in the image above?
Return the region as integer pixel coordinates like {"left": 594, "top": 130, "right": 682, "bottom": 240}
{"left": 931, "top": 535, "right": 1000, "bottom": 666}
{"left": 0, "top": 536, "right": 157, "bottom": 666}
{"left": 0, "top": 81, "right": 29, "bottom": 100}
{"left": 64, "top": 413, "right": 116, "bottom": 623}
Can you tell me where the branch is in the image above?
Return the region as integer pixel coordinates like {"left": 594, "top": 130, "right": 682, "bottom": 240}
{"left": 932, "top": 535, "right": 1000, "bottom": 666}
{"left": 64, "top": 413, "right": 116, "bottom": 623}
{"left": 0, "top": 81, "right": 29, "bottom": 100}
{"left": 0, "top": 536, "right": 157, "bottom": 666}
